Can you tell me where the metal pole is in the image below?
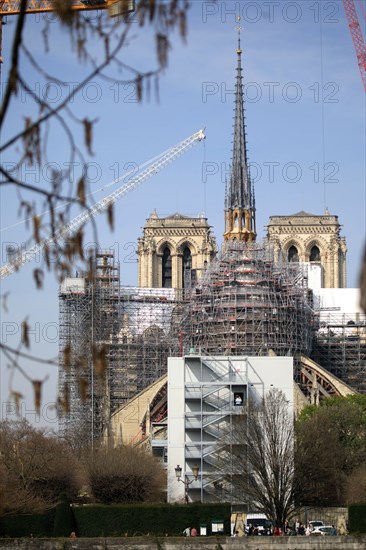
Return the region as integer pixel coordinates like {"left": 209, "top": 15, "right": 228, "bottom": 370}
{"left": 185, "top": 476, "right": 189, "bottom": 504}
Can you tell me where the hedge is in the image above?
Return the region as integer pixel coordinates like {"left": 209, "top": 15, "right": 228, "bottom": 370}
{"left": 0, "top": 503, "right": 231, "bottom": 538}
{"left": 72, "top": 503, "right": 231, "bottom": 537}
{"left": 348, "top": 503, "right": 366, "bottom": 534}
{"left": 53, "top": 500, "right": 77, "bottom": 537}
{"left": 0, "top": 508, "right": 55, "bottom": 538}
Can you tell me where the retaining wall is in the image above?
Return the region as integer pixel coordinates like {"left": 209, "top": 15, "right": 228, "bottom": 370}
{"left": 0, "top": 536, "right": 365, "bottom": 550}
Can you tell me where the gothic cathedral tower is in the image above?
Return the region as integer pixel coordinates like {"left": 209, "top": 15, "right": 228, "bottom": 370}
{"left": 224, "top": 17, "right": 256, "bottom": 243}
{"left": 137, "top": 211, "right": 216, "bottom": 289}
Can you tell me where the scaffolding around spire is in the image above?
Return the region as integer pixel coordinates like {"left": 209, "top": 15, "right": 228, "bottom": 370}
{"left": 224, "top": 17, "right": 256, "bottom": 243}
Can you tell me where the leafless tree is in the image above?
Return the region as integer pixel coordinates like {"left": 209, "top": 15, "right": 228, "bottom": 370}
{"left": 0, "top": 0, "right": 190, "bottom": 406}
{"left": 86, "top": 444, "right": 166, "bottom": 503}
{"left": 345, "top": 463, "right": 366, "bottom": 505}
{"left": 0, "top": 419, "right": 84, "bottom": 515}
{"left": 221, "top": 388, "right": 296, "bottom": 528}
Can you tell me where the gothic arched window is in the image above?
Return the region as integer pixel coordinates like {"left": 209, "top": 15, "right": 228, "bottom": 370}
{"left": 182, "top": 246, "right": 192, "bottom": 289}
{"left": 162, "top": 247, "right": 172, "bottom": 288}
{"left": 310, "top": 245, "right": 321, "bottom": 262}
{"left": 288, "top": 245, "right": 299, "bottom": 263}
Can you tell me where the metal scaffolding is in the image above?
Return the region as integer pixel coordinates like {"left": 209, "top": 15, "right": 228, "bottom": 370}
{"left": 58, "top": 252, "right": 121, "bottom": 442}
{"left": 58, "top": 251, "right": 181, "bottom": 443}
{"left": 58, "top": 242, "right": 365, "bottom": 444}
{"left": 184, "top": 356, "right": 250, "bottom": 504}
{"left": 313, "top": 312, "right": 366, "bottom": 393}
{"left": 181, "top": 241, "right": 315, "bottom": 364}
{"left": 114, "top": 286, "right": 180, "bottom": 401}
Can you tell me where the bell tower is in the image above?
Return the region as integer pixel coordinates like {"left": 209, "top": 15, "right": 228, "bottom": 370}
{"left": 138, "top": 211, "right": 216, "bottom": 289}
{"left": 224, "top": 17, "right": 256, "bottom": 242}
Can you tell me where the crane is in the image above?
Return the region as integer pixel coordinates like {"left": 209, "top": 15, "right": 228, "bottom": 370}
{"left": 0, "top": 129, "right": 206, "bottom": 280}
{"left": 0, "top": 0, "right": 134, "bottom": 16}
{"left": 342, "top": 0, "right": 366, "bottom": 91}
{"left": 0, "top": 1, "right": 134, "bottom": 73}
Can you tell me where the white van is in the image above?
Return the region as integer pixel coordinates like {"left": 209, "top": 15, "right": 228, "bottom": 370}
{"left": 245, "top": 513, "right": 272, "bottom": 535}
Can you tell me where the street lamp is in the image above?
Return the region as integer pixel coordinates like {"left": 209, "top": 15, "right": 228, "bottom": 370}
{"left": 175, "top": 464, "right": 199, "bottom": 504}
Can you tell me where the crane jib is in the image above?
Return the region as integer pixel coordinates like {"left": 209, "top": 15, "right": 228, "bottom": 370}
{"left": 0, "top": 129, "right": 206, "bottom": 280}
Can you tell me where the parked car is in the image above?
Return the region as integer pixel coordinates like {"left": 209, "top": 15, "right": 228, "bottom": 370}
{"left": 309, "top": 520, "right": 324, "bottom": 530}
{"left": 245, "top": 513, "right": 272, "bottom": 536}
{"left": 311, "top": 525, "right": 337, "bottom": 536}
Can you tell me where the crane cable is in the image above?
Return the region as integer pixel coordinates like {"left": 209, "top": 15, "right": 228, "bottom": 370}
{"left": 319, "top": 10, "right": 327, "bottom": 212}
{"left": 1, "top": 141, "right": 195, "bottom": 233}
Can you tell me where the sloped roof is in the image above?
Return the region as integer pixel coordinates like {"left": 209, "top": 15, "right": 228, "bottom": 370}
{"left": 291, "top": 210, "right": 318, "bottom": 217}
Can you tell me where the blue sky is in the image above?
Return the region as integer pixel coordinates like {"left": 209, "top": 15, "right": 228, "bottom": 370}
{"left": 1, "top": 1, "right": 365, "bottom": 426}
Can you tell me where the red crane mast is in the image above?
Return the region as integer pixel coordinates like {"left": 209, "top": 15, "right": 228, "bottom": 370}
{"left": 342, "top": 0, "right": 366, "bottom": 91}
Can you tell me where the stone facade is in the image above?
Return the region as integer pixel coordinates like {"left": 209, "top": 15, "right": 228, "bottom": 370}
{"left": 108, "top": 374, "right": 167, "bottom": 449}
{"left": 267, "top": 210, "right": 347, "bottom": 288}
{"left": 137, "top": 210, "right": 217, "bottom": 289}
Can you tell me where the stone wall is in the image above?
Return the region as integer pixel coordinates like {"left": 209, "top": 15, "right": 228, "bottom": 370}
{"left": 1, "top": 536, "right": 365, "bottom": 550}
{"left": 292, "top": 506, "right": 348, "bottom": 534}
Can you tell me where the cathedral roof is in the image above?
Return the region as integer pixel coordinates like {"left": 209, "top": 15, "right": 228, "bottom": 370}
{"left": 149, "top": 211, "right": 207, "bottom": 221}
{"left": 270, "top": 210, "right": 338, "bottom": 220}
{"left": 290, "top": 210, "right": 337, "bottom": 218}
{"left": 162, "top": 212, "right": 196, "bottom": 220}
{"left": 145, "top": 211, "right": 210, "bottom": 230}
{"left": 291, "top": 210, "right": 318, "bottom": 217}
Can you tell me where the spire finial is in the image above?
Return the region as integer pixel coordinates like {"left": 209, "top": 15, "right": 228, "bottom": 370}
{"left": 236, "top": 16, "right": 242, "bottom": 54}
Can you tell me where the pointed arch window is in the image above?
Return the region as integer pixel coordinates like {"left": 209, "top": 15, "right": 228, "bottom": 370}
{"left": 310, "top": 245, "right": 321, "bottom": 262}
{"left": 162, "top": 247, "right": 172, "bottom": 288}
{"left": 288, "top": 245, "right": 299, "bottom": 263}
{"left": 182, "top": 246, "right": 192, "bottom": 289}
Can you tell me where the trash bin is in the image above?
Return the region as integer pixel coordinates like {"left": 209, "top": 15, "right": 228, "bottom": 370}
{"left": 200, "top": 524, "right": 207, "bottom": 536}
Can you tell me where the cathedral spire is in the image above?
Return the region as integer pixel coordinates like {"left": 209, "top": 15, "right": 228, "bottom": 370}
{"left": 224, "top": 17, "right": 256, "bottom": 242}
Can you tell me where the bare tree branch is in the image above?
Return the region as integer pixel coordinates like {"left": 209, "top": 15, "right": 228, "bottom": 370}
{"left": 0, "top": 0, "right": 26, "bottom": 127}
{"left": 219, "top": 389, "right": 296, "bottom": 527}
{"left": 0, "top": 0, "right": 192, "bottom": 412}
